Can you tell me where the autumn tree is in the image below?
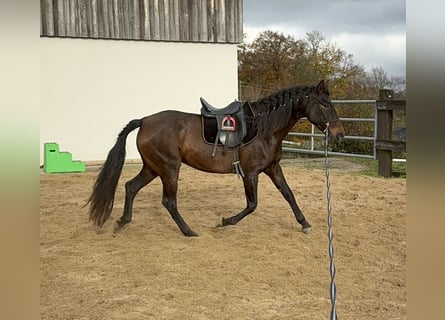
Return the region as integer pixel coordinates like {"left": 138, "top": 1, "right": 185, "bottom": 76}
{"left": 238, "top": 30, "right": 306, "bottom": 99}
{"left": 238, "top": 30, "right": 406, "bottom": 155}
{"left": 238, "top": 30, "right": 365, "bottom": 100}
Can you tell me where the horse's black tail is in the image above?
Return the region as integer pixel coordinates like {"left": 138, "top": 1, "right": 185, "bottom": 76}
{"left": 87, "top": 119, "right": 143, "bottom": 227}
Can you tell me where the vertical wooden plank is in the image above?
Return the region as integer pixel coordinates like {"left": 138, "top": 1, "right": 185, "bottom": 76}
{"left": 63, "top": 0, "right": 71, "bottom": 36}
{"left": 76, "top": 0, "right": 82, "bottom": 36}
{"left": 169, "top": 0, "right": 179, "bottom": 41}
{"left": 225, "top": 0, "right": 233, "bottom": 43}
{"left": 230, "top": 0, "right": 236, "bottom": 42}
{"left": 236, "top": 0, "right": 243, "bottom": 42}
{"left": 85, "top": 0, "right": 93, "bottom": 37}
{"left": 190, "top": 0, "right": 199, "bottom": 41}
{"left": 132, "top": 0, "right": 141, "bottom": 39}
{"left": 80, "top": 0, "right": 88, "bottom": 37}
{"left": 151, "top": 0, "right": 161, "bottom": 40}
{"left": 199, "top": 0, "right": 208, "bottom": 42}
{"left": 122, "top": 0, "right": 127, "bottom": 38}
{"left": 40, "top": 2, "right": 44, "bottom": 35}
{"left": 148, "top": 0, "right": 154, "bottom": 39}
{"left": 102, "top": 0, "right": 110, "bottom": 38}
{"left": 131, "top": 0, "right": 137, "bottom": 39}
{"left": 377, "top": 109, "right": 393, "bottom": 177}
{"left": 148, "top": 0, "right": 153, "bottom": 39}
{"left": 42, "top": 0, "right": 54, "bottom": 36}
{"left": 138, "top": 0, "right": 145, "bottom": 39}
{"left": 65, "top": 0, "right": 76, "bottom": 37}
{"left": 377, "top": 89, "right": 394, "bottom": 177}
{"left": 158, "top": 0, "right": 166, "bottom": 40}
{"left": 54, "top": 0, "right": 66, "bottom": 36}
{"left": 178, "top": 0, "right": 189, "bottom": 41}
{"left": 122, "top": 0, "right": 131, "bottom": 39}
{"left": 161, "top": 0, "right": 170, "bottom": 40}
{"left": 120, "top": 0, "right": 125, "bottom": 38}
{"left": 207, "top": 0, "right": 215, "bottom": 42}
{"left": 105, "top": 0, "right": 113, "bottom": 38}
{"left": 75, "top": 0, "right": 81, "bottom": 35}
{"left": 116, "top": 0, "right": 122, "bottom": 38}
{"left": 67, "top": 0, "right": 76, "bottom": 36}
{"left": 40, "top": 0, "right": 44, "bottom": 35}
{"left": 112, "top": 0, "right": 120, "bottom": 38}
{"left": 142, "top": 0, "right": 150, "bottom": 39}
{"left": 96, "top": 0, "right": 104, "bottom": 38}
{"left": 215, "top": 0, "right": 225, "bottom": 42}
{"left": 90, "top": 0, "right": 99, "bottom": 37}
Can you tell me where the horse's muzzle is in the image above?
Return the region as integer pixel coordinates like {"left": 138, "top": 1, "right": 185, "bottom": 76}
{"left": 328, "top": 122, "right": 345, "bottom": 143}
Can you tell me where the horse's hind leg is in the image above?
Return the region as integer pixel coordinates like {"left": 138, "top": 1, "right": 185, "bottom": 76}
{"left": 114, "top": 166, "right": 158, "bottom": 232}
{"left": 161, "top": 170, "right": 198, "bottom": 237}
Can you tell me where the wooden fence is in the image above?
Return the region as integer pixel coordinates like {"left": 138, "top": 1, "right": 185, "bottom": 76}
{"left": 40, "top": 0, "right": 243, "bottom": 43}
{"left": 375, "top": 89, "right": 406, "bottom": 177}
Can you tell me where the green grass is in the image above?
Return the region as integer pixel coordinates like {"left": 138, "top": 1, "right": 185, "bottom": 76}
{"left": 349, "top": 157, "right": 406, "bottom": 178}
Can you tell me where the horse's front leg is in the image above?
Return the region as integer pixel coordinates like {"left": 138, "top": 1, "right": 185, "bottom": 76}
{"left": 264, "top": 163, "right": 312, "bottom": 234}
{"left": 220, "top": 174, "right": 258, "bottom": 226}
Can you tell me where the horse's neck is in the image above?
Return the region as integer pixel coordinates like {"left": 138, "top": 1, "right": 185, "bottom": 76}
{"left": 281, "top": 95, "right": 307, "bottom": 130}
{"left": 273, "top": 113, "right": 301, "bottom": 142}
{"left": 264, "top": 103, "right": 302, "bottom": 142}
{"left": 253, "top": 89, "right": 308, "bottom": 142}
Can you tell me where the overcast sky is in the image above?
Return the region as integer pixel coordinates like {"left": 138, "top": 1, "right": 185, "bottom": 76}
{"left": 243, "top": 0, "right": 406, "bottom": 77}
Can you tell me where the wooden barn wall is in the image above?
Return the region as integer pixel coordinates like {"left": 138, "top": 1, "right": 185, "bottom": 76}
{"left": 40, "top": 0, "right": 243, "bottom": 43}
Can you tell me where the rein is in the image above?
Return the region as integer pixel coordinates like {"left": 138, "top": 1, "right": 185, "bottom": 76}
{"left": 324, "top": 123, "right": 339, "bottom": 320}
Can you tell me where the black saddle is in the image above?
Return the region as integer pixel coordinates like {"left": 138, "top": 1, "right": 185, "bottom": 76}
{"left": 201, "top": 98, "right": 245, "bottom": 115}
{"left": 200, "top": 97, "right": 256, "bottom": 177}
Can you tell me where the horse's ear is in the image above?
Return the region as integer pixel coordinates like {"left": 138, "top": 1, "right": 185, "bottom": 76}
{"left": 316, "top": 80, "right": 325, "bottom": 94}
{"left": 324, "top": 79, "right": 330, "bottom": 89}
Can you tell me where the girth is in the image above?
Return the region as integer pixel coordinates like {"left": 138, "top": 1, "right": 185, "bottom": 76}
{"left": 200, "top": 97, "right": 256, "bottom": 177}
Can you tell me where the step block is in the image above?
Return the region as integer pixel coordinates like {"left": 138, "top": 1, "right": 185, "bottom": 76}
{"left": 44, "top": 142, "right": 86, "bottom": 173}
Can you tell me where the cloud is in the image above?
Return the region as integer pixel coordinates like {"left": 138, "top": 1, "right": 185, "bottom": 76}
{"left": 242, "top": 0, "right": 406, "bottom": 76}
{"left": 331, "top": 33, "right": 406, "bottom": 76}
{"left": 244, "top": 0, "right": 405, "bottom": 35}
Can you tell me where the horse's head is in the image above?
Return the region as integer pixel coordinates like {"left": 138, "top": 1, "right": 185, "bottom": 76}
{"left": 303, "top": 79, "right": 345, "bottom": 143}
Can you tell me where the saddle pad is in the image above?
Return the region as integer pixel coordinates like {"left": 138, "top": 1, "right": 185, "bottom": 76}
{"left": 202, "top": 117, "right": 219, "bottom": 144}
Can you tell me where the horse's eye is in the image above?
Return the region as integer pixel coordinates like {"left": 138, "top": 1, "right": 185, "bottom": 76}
{"left": 319, "top": 103, "right": 331, "bottom": 109}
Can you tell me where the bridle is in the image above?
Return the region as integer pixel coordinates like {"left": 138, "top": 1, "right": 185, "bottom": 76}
{"left": 301, "top": 94, "right": 341, "bottom": 130}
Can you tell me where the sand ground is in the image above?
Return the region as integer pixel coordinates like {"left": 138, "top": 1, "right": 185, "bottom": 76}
{"left": 40, "top": 158, "right": 406, "bottom": 319}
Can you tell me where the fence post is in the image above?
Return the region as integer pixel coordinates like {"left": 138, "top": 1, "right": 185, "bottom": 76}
{"left": 376, "top": 89, "right": 394, "bottom": 177}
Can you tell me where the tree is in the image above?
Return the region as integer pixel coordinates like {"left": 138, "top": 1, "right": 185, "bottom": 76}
{"left": 238, "top": 31, "right": 306, "bottom": 99}
{"left": 238, "top": 30, "right": 406, "bottom": 156}
{"left": 238, "top": 30, "right": 365, "bottom": 100}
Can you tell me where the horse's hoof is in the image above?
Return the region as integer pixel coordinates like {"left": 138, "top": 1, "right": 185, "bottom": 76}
{"left": 216, "top": 217, "right": 228, "bottom": 228}
{"left": 184, "top": 230, "right": 199, "bottom": 237}
{"left": 302, "top": 227, "right": 312, "bottom": 234}
{"left": 113, "top": 220, "right": 129, "bottom": 233}
{"left": 221, "top": 217, "right": 234, "bottom": 226}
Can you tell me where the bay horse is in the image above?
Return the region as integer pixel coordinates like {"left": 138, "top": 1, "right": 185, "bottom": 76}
{"left": 87, "top": 79, "right": 344, "bottom": 236}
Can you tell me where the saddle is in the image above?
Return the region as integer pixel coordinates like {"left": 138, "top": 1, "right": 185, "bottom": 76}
{"left": 200, "top": 97, "right": 255, "bottom": 177}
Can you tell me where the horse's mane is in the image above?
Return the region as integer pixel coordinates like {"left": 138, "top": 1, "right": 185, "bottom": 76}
{"left": 249, "top": 85, "right": 315, "bottom": 136}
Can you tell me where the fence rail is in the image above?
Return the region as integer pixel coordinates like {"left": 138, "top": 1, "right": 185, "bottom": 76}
{"left": 283, "top": 99, "right": 378, "bottom": 159}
